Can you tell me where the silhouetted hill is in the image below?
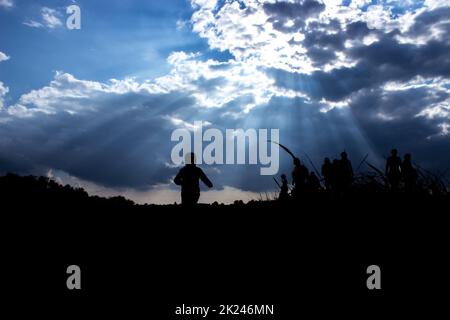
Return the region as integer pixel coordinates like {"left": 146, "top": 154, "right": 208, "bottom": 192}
{"left": 2, "top": 172, "right": 449, "bottom": 315}
{"left": 0, "top": 173, "right": 136, "bottom": 211}
{"left": 1, "top": 172, "right": 449, "bottom": 213}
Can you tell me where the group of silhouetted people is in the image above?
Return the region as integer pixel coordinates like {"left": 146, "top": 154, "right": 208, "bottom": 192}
{"left": 275, "top": 151, "right": 354, "bottom": 200}
{"left": 385, "top": 149, "right": 418, "bottom": 192}
{"left": 173, "top": 149, "right": 420, "bottom": 206}
{"left": 321, "top": 152, "right": 354, "bottom": 194}
{"left": 277, "top": 148, "right": 419, "bottom": 201}
{"left": 281, "top": 151, "right": 354, "bottom": 198}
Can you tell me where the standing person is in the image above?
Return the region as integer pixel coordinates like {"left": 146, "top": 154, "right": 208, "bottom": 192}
{"left": 321, "top": 157, "right": 333, "bottom": 191}
{"left": 307, "top": 172, "right": 321, "bottom": 192}
{"left": 291, "top": 157, "right": 309, "bottom": 198}
{"left": 174, "top": 153, "right": 213, "bottom": 206}
{"left": 338, "top": 151, "right": 353, "bottom": 193}
{"left": 331, "top": 159, "right": 340, "bottom": 192}
{"left": 385, "top": 149, "right": 402, "bottom": 191}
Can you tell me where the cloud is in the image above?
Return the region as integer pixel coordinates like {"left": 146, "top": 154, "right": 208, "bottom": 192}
{"left": 0, "top": 69, "right": 300, "bottom": 193}
{"left": 425, "top": 0, "right": 450, "bottom": 10}
{"left": 23, "top": 20, "right": 44, "bottom": 28}
{"left": 0, "top": 51, "right": 10, "bottom": 62}
{"left": 0, "top": 72, "right": 197, "bottom": 189}
{"left": 0, "top": 82, "right": 8, "bottom": 110}
{"left": 41, "top": 7, "right": 63, "bottom": 28}
{"left": 0, "top": 0, "right": 13, "bottom": 9}
{"left": 189, "top": 0, "right": 450, "bottom": 74}
{"left": 171, "top": 0, "right": 450, "bottom": 174}
{"left": 263, "top": 0, "right": 325, "bottom": 32}
{"left": 2, "top": 0, "right": 450, "bottom": 202}
{"left": 24, "top": 7, "right": 63, "bottom": 29}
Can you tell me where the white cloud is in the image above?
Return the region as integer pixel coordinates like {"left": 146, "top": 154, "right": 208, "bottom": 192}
{"left": 24, "top": 7, "right": 63, "bottom": 29}
{"left": 319, "top": 97, "right": 352, "bottom": 113}
{"left": 147, "top": 51, "right": 292, "bottom": 113}
{"left": 416, "top": 101, "right": 450, "bottom": 120}
{"left": 0, "top": 81, "right": 9, "bottom": 110}
{"left": 176, "top": 19, "right": 189, "bottom": 30}
{"left": 23, "top": 20, "right": 44, "bottom": 28}
{"left": 2, "top": 56, "right": 292, "bottom": 119}
{"left": 438, "top": 123, "right": 450, "bottom": 136}
{"left": 9, "top": 1, "right": 449, "bottom": 119}
{"left": 188, "top": 0, "right": 450, "bottom": 76}
{"left": 383, "top": 76, "right": 450, "bottom": 92}
{"left": 3, "top": 71, "right": 158, "bottom": 117}
{"left": 191, "top": 0, "right": 319, "bottom": 73}
{"left": 350, "top": 0, "right": 371, "bottom": 9}
{"left": 0, "top": 0, "right": 13, "bottom": 8}
{"left": 365, "top": 5, "right": 395, "bottom": 30}
{"left": 41, "top": 7, "right": 63, "bottom": 28}
{"left": 0, "top": 51, "right": 10, "bottom": 62}
{"left": 6, "top": 1, "right": 450, "bottom": 118}
{"left": 424, "top": 0, "right": 450, "bottom": 10}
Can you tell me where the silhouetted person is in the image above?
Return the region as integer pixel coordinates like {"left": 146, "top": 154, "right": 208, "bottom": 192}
{"left": 330, "top": 159, "right": 340, "bottom": 192}
{"left": 385, "top": 149, "right": 402, "bottom": 191}
{"left": 292, "top": 157, "right": 309, "bottom": 198}
{"left": 321, "top": 157, "right": 333, "bottom": 191}
{"left": 335, "top": 152, "right": 353, "bottom": 193}
{"left": 307, "top": 172, "right": 321, "bottom": 192}
{"left": 278, "top": 174, "right": 289, "bottom": 201}
{"left": 174, "top": 153, "right": 213, "bottom": 206}
{"left": 401, "top": 153, "right": 417, "bottom": 193}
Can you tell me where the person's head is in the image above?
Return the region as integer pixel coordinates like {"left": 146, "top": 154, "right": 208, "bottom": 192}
{"left": 281, "top": 174, "right": 286, "bottom": 179}
{"left": 185, "top": 152, "right": 197, "bottom": 165}
{"left": 404, "top": 153, "right": 411, "bottom": 161}
{"left": 324, "top": 157, "right": 330, "bottom": 164}
{"left": 341, "top": 151, "right": 347, "bottom": 159}
{"left": 391, "top": 148, "right": 398, "bottom": 156}
{"left": 293, "top": 157, "right": 301, "bottom": 166}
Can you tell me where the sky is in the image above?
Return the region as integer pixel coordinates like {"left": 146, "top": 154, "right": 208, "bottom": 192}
{"left": 0, "top": 0, "right": 449, "bottom": 204}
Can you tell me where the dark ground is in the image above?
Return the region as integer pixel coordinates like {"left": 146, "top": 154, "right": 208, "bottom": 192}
{"left": 1, "top": 174, "right": 449, "bottom": 318}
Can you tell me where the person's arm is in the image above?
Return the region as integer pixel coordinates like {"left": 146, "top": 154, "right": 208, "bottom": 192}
{"left": 174, "top": 169, "right": 183, "bottom": 186}
{"left": 199, "top": 169, "right": 213, "bottom": 188}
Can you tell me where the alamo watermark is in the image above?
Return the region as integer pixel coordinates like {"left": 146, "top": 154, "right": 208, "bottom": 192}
{"left": 66, "top": 5, "right": 81, "bottom": 30}
{"left": 171, "top": 121, "right": 280, "bottom": 175}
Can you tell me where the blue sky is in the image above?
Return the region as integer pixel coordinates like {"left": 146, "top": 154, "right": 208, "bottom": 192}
{"left": 1, "top": 0, "right": 449, "bottom": 203}
{"left": 0, "top": 0, "right": 204, "bottom": 100}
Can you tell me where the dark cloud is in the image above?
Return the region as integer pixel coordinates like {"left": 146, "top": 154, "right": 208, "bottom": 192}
{"left": 268, "top": 4, "right": 450, "bottom": 98}
{"left": 263, "top": 0, "right": 325, "bottom": 32}
{"left": 270, "top": 30, "right": 450, "bottom": 102}
{"left": 349, "top": 86, "right": 450, "bottom": 169}
{"left": 263, "top": 0, "right": 325, "bottom": 20}
{"left": 0, "top": 92, "right": 196, "bottom": 189}
{"left": 303, "top": 23, "right": 346, "bottom": 51}
{"left": 405, "top": 6, "right": 450, "bottom": 39}
{"left": 345, "top": 21, "right": 372, "bottom": 39}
